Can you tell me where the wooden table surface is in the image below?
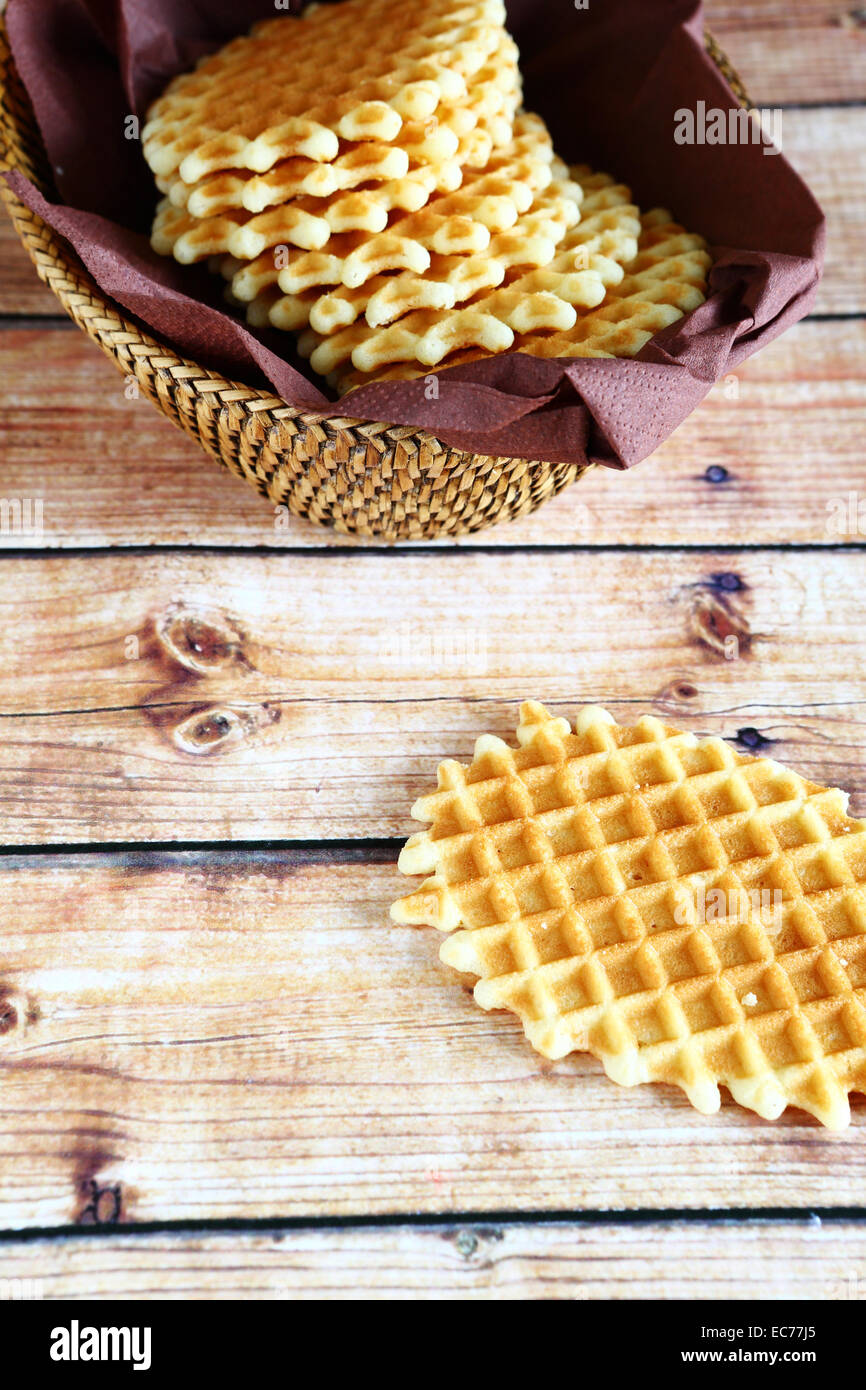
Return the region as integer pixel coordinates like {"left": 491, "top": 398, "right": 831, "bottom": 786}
{"left": 0, "top": 0, "right": 865, "bottom": 1301}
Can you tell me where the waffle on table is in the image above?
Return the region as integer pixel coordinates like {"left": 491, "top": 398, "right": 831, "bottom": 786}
{"left": 392, "top": 702, "right": 866, "bottom": 1129}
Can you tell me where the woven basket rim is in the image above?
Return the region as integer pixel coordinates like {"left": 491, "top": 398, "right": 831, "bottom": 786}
{"left": 0, "top": 18, "right": 752, "bottom": 443}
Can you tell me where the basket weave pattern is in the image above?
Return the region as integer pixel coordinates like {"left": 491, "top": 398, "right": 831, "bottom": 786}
{"left": 0, "top": 22, "right": 748, "bottom": 540}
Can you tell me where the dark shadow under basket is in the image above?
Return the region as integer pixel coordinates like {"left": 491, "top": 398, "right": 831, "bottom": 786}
{"left": 0, "top": 21, "right": 750, "bottom": 541}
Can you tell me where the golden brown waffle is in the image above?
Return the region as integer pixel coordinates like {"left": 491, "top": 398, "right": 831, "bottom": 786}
{"left": 292, "top": 175, "right": 620, "bottom": 373}
{"left": 221, "top": 157, "right": 579, "bottom": 317}
{"left": 142, "top": 0, "right": 511, "bottom": 183}
{"left": 143, "top": 10, "right": 712, "bottom": 392}
{"left": 157, "top": 146, "right": 447, "bottom": 218}
{"left": 152, "top": 168, "right": 450, "bottom": 262}
{"left": 522, "top": 207, "right": 711, "bottom": 359}
{"left": 172, "top": 145, "right": 429, "bottom": 219}
{"left": 234, "top": 112, "right": 560, "bottom": 334}
{"left": 154, "top": 31, "right": 520, "bottom": 229}
{"left": 329, "top": 164, "right": 642, "bottom": 389}
{"left": 152, "top": 81, "right": 525, "bottom": 270}
{"left": 233, "top": 185, "right": 579, "bottom": 337}
{"left": 156, "top": 28, "right": 520, "bottom": 220}
{"left": 332, "top": 192, "right": 705, "bottom": 387}
{"left": 392, "top": 702, "right": 866, "bottom": 1129}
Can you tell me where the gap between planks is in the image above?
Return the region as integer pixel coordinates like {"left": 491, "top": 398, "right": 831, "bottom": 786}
{"left": 0, "top": 1217, "right": 863, "bottom": 1300}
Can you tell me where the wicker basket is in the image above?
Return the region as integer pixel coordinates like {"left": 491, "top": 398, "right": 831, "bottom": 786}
{"left": 0, "top": 20, "right": 749, "bottom": 541}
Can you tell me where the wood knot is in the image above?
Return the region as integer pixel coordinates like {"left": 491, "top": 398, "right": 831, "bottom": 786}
{"left": 454, "top": 1229, "right": 478, "bottom": 1259}
{"left": 736, "top": 727, "right": 774, "bottom": 752}
{"left": 0, "top": 987, "right": 37, "bottom": 1036}
{"left": 173, "top": 705, "right": 245, "bottom": 754}
{"left": 77, "top": 1179, "right": 122, "bottom": 1227}
{"left": 703, "top": 465, "right": 730, "bottom": 485}
{"left": 656, "top": 679, "right": 700, "bottom": 709}
{"left": 172, "top": 703, "right": 280, "bottom": 755}
{"left": 156, "top": 605, "right": 246, "bottom": 676}
{"left": 689, "top": 583, "right": 752, "bottom": 660}
{"left": 706, "top": 571, "right": 745, "bottom": 593}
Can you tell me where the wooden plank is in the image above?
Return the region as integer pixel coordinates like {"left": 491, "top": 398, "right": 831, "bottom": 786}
{"left": 784, "top": 108, "right": 866, "bottom": 317}
{"left": 2, "top": 108, "right": 863, "bottom": 322}
{"left": 2, "top": 850, "right": 866, "bottom": 1229}
{"left": 706, "top": 0, "right": 866, "bottom": 104}
{"left": 709, "top": 0, "right": 850, "bottom": 22}
{"left": 710, "top": 29, "right": 864, "bottom": 107}
{"left": 0, "top": 1219, "right": 862, "bottom": 1299}
{"left": 1, "top": 318, "right": 865, "bottom": 549}
{"left": 0, "top": 218, "right": 62, "bottom": 317}
{"left": 0, "top": 548, "right": 863, "bottom": 841}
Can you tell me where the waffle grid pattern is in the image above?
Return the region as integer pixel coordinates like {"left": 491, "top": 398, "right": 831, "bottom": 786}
{"left": 393, "top": 703, "right": 866, "bottom": 1128}
{"left": 233, "top": 109, "right": 561, "bottom": 336}
{"left": 142, "top": 0, "right": 510, "bottom": 182}
{"left": 151, "top": 40, "right": 523, "bottom": 268}
{"left": 331, "top": 167, "right": 644, "bottom": 388}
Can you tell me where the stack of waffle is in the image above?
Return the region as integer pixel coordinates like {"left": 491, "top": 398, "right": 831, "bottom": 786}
{"left": 143, "top": 0, "right": 711, "bottom": 392}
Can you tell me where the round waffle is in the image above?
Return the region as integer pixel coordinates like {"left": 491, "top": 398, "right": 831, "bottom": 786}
{"left": 155, "top": 27, "right": 520, "bottom": 221}
{"left": 142, "top": 7, "right": 713, "bottom": 395}
{"left": 522, "top": 206, "right": 712, "bottom": 360}
{"left": 293, "top": 192, "right": 592, "bottom": 372}
{"left": 149, "top": 36, "right": 521, "bottom": 266}
{"left": 393, "top": 702, "right": 866, "bottom": 1130}
{"left": 142, "top": 0, "right": 511, "bottom": 183}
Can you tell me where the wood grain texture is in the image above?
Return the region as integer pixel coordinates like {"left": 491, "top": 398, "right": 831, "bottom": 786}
{"left": 707, "top": 0, "right": 866, "bottom": 104}
{"left": 0, "top": 548, "right": 863, "bottom": 842}
{"left": 787, "top": 108, "right": 866, "bottom": 318}
{"left": 2, "top": 851, "right": 866, "bottom": 1230}
{"left": 0, "top": 0, "right": 863, "bottom": 1264}
{"left": 1, "top": 318, "right": 864, "bottom": 549}
{"left": 0, "top": 1219, "right": 862, "bottom": 1299}
{"left": 0, "top": 217, "right": 62, "bottom": 317}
